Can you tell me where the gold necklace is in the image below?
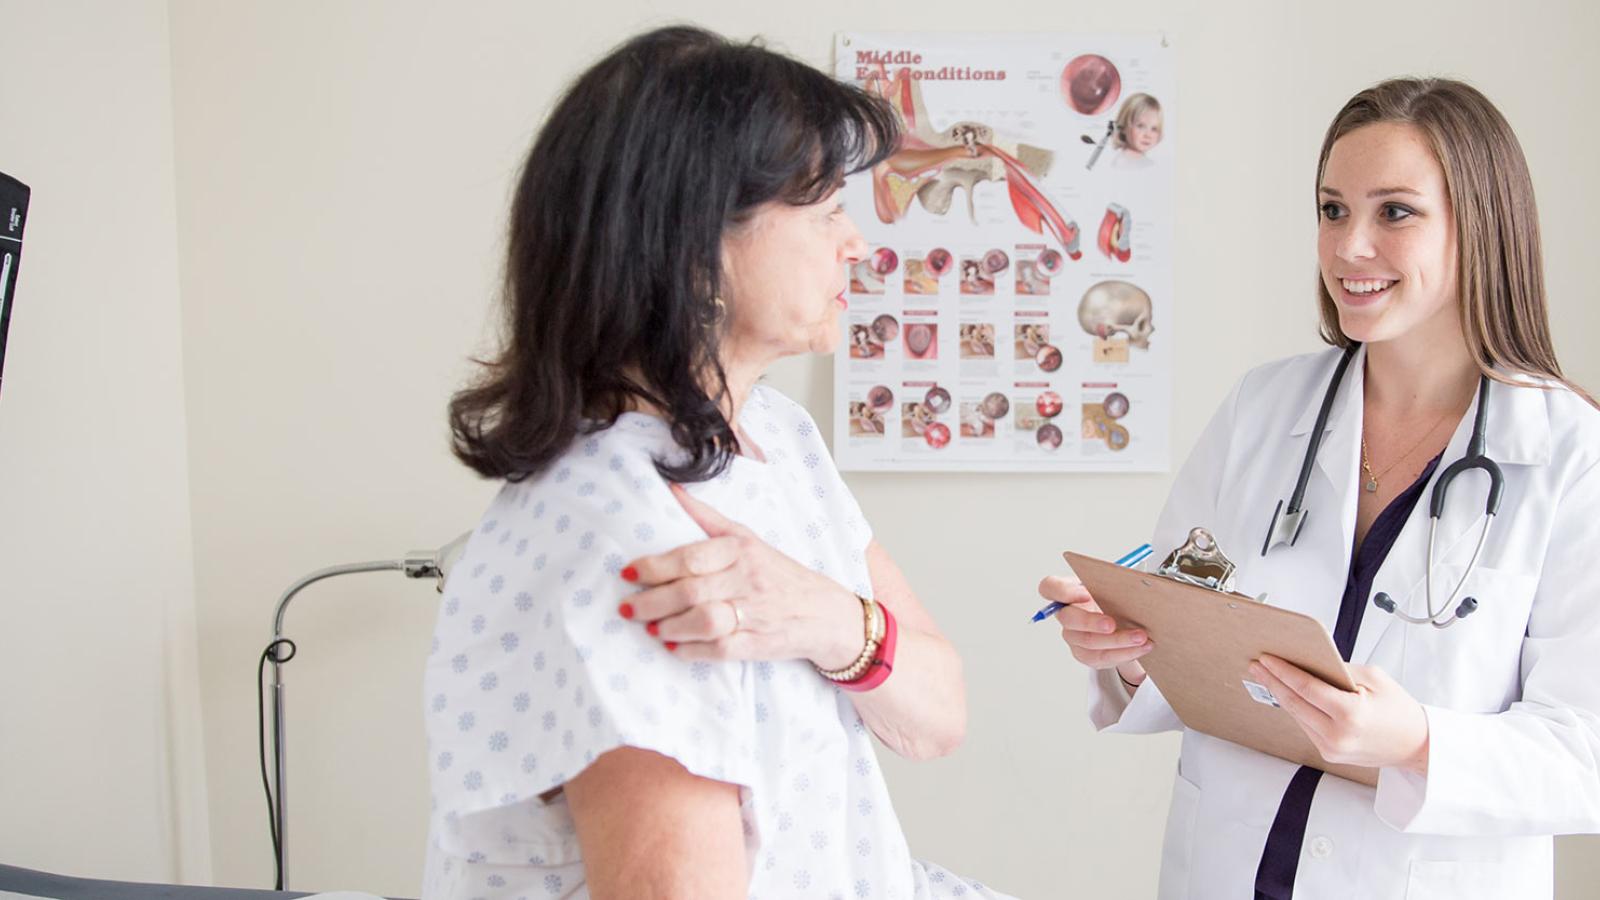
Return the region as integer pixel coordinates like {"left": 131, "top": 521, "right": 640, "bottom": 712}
{"left": 1360, "top": 410, "right": 1454, "bottom": 492}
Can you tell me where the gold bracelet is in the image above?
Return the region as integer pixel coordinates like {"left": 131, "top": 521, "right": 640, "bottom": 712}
{"left": 815, "top": 595, "right": 884, "bottom": 682}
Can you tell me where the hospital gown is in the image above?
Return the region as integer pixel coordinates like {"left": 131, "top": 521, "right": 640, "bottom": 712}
{"left": 422, "top": 386, "right": 1013, "bottom": 899}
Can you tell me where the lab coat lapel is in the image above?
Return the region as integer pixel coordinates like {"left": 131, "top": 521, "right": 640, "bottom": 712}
{"left": 1349, "top": 374, "right": 1550, "bottom": 665}
{"left": 1309, "top": 346, "right": 1364, "bottom": 592}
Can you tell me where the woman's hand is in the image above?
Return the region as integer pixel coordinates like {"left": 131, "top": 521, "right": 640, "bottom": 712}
{"left": 1038, "top": 575, "right": 1153, "bottom": 685}
{"left": 619, "top": 485, "right": 863, "bottom": 669}
{"left": 1250, "top": 655, "right": 1430, "bottom": 774}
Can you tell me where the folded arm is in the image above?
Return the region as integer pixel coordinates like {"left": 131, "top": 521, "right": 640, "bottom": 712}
{"left": 1375, "top": 458, "right": 1600, "bottom": 835}
{"left": 565, "top": 747, "right": 747, "bottom": 900}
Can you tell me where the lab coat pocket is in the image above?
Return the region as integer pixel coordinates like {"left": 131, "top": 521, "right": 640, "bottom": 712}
{"left": 1400, "top": 564, "right": 1538, "bottom": 712}
{"left": 1404, "top": 858, "right": 1530, "bottom": 900}
{"left": 1155, "top": 767, "right": 1200, "bottom": 900}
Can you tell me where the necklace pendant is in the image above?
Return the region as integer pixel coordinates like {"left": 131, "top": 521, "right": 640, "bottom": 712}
{"left": 1364, "top": 478, "right": 1378, "bottom": 493}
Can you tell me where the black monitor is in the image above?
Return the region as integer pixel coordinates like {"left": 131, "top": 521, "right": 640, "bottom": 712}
{"left": 0, "top": 170, "right": 29, "bottom": 399}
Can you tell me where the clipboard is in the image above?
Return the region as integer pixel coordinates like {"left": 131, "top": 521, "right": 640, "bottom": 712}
{"left": 1065, "top": 534, "right": 1377, "bottom": 787}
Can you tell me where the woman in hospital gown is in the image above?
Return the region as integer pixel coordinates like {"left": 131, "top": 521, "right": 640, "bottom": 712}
{"left": 422, "top": 26, "right": 1014, "bottom": 900}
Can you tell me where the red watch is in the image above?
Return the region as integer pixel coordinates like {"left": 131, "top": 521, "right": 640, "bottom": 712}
{"left": 815, "top": 596, "right": 898, "bottom": 692}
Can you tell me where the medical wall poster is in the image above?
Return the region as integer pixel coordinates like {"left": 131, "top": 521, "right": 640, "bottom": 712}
{"left": 0, "top": 170, "right": 29, "bottom": 400}
{"left": 832, "top": 34, "right": 1173, "bottom": 473}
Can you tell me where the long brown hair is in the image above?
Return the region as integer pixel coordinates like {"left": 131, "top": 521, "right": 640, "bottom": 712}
{"left": 1314, "top": 77, "right": 1596, "bottom": 408}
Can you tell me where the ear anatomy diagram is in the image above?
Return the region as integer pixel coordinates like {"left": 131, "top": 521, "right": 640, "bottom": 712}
{"left": 903, "top": 385, "right": 953, "bottom": 449}
{"left": 1017, "top": 247, "right": 1063, "bottom": 295}
{"left": 1061, "top": 54, "right": 1122, "bottom": 115}
{"left": 850, "top": 246, "right": 899, "bottom": 293}
{"left": 1098, "top": 204, "right": 1132, "bottom": 262}
{"left": 960, "top": 392, "right": 1008, "bottom": 439}
{"left": 833, "top": 34, "right": 1172, "bottom": 474}
{"left": 1082, "top": 391, "right": 1131, "bottom": 451}
{"left": 1077, "top": 280, "right": 1153, "bottom": 350}
{"left": 905, "top": 246, "right": 953, "bottom": 294}
{"left": 849, "top": 399, "right": 886, "bottom": 436}
{"left": 864, "top": 66, "right": 1082, "bottom": 260}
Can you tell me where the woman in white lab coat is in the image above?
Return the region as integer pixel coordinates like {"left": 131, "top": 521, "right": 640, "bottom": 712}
{"left": 1038, "top": 78, "right": 1600, "bottom": 899}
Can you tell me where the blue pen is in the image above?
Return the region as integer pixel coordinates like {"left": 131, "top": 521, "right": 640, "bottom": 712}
{"left": 1030, "top": 543, "right": 1153, "bottom": 622}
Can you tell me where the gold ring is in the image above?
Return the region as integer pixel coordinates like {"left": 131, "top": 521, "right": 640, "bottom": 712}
{"left": 729, "top": 600, "right": 743, "bottom": 633}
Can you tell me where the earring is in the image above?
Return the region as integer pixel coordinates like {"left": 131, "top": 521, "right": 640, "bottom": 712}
{"left": 710, "top": 295, "right": 727, "bottom": 327}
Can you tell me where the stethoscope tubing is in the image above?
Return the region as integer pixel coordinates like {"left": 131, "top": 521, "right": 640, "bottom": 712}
{"left": 1290, "top": 345, "right": 1360, "bottom": 520}
{"left": 1263, "top": 346, "right": 1506, "bottom": 628}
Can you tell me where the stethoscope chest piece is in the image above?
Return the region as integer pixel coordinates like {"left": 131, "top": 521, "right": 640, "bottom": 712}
{"left": 1262, "top": 500, "right": 1308, "bottom": 556}
{"left": 1260, "top": 345, "right": 1359, "bottom": 557}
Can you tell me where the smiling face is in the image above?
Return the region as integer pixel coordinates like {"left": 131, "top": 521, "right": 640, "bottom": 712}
{"left": 719, "top": 187, "right": 866, "bottom": 360}
{"left": 1317, "top": 122, "right": 1460, "bottom": 349}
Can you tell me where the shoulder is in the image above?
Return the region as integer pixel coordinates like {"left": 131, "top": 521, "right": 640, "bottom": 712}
{"left": 469, "top": 417, "right": 703, "bottom": 568}
{"left": 1527, "top": 377, "right": 1600, "bottom": 476}
{"left": 1221, "top": 347, "right": 1348, "bottom": 421}
{"left": 1238, "top": 347, "right": 1345, "bottom": 393}
{"left": 535, "top": 419, "right": 675, "bottom": 510}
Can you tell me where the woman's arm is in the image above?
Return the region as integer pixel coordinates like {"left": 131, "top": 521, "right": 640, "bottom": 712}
{"left": 1062, "top": 370, "right": 1246, "bottom": 733}
{"left": 844, "top": 538, "right": 967, "bottom": 760}
{"left": 1365, "top": 456, "right": 1600, "bottom": 835}
{"left": 622, "top": 488, "right": 966, "bottom": 761}
{"left": 565, "top": 747, "right": 748, "bottom": 899}
{"left": 1252, "top": 455, "right": 1600, "bottom": 836}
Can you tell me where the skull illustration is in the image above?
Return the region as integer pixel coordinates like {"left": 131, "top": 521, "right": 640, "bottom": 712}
{"left": 1077, "top": 280, "right": 1154, "bottom": 350}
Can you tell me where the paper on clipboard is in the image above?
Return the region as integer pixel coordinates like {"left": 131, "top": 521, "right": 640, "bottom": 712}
{"left": 1065, "top": 536, "right": 1377, "bottom": 787}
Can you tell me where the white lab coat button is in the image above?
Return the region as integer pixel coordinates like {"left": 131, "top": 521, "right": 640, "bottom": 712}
{"left": 1309, "top": 836, "right": 1334, "bottom": 859}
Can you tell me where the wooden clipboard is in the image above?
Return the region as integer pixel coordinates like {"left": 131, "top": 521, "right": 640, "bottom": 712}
{"left": 1065, "top": 551, "right": 1378, "bottom": 787}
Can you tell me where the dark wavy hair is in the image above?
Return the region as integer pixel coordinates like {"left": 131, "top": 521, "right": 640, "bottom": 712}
{"left": 449, "top": 26, "right": 899, "bottom": 482}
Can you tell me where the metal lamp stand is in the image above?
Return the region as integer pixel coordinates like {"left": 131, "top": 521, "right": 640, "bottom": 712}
{"left": 266, "top": 534, "right": 469, "bottom": 889}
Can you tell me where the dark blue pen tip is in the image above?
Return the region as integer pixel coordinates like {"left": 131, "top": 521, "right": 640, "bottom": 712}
{"left": 1031, "top": 601, "right": 1066, "bottom": 623}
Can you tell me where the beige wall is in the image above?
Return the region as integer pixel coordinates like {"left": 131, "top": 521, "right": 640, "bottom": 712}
{"left": 0, "top": 0, "right": 210, "bottom": 884}
{"left": 166, "top": 2, "right": 1600, "bottom": 896}
{"left": 5, "top": 1, "right": 1598, "bottom": 897}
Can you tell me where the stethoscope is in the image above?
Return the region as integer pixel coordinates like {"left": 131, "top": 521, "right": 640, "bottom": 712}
{"left": 1261, "top": 344, "right": 1506, "bottom": 628}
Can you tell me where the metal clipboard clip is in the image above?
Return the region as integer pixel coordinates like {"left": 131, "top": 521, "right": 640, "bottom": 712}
{"left": 1156, "top": 527, "right": 1244, "bottom": 595}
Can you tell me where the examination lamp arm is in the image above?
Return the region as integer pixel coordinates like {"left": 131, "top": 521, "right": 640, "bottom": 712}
{"left": 265, "top": 530, "right": 470, "bottom": 891}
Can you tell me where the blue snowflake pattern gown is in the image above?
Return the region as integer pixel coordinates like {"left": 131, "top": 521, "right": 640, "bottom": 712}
{"left": 422, "top": 386, "right": 1013, "bottom": 899}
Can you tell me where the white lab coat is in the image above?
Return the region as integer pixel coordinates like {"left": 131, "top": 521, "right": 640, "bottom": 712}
{"left": 1091, "top": 346, "right": 1600, "bottom": 899}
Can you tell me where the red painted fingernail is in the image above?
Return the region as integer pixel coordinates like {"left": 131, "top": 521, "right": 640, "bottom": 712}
{"left": 620, "top": 566, "right": 638, "bottom": 583}
{"left": 618, "top": 603, "right": 635, "bottom": 620}
{"left": 646, "top": 621, "right": 659, "bottom": 636}
{"left": 665, "top": 641, "right": 678, "bottom": 652}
